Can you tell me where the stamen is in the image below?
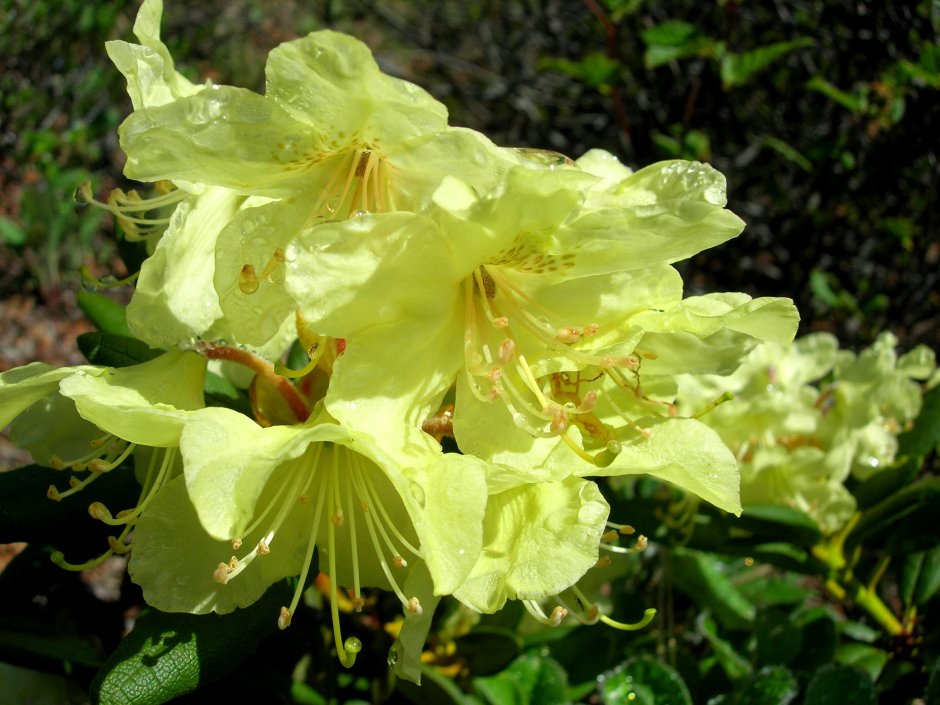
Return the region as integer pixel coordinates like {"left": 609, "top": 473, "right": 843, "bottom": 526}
{"left": 326, "top": 456, "right": 358, "bottom": 668}
{"left": 522, "top": 600, "right": 568, "bottom": 626}
{"left": 279, "top": 466, "right": 327, "bottom": 632}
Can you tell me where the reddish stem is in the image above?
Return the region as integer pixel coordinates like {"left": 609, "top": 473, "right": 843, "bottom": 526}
{"left": 200, "top": 344, "right": 310, "bottom": 423}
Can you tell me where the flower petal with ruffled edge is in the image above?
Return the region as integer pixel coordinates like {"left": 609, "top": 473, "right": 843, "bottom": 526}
{"left": 452, "top": 476, "right": 609, "bottom": 614}
{"left": 105, "top": 0, "right": 204, "bottom": 111}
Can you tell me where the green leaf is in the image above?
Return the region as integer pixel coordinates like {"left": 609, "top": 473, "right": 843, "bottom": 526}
{"left": 641, "top": 21, "right": 699, "bottom": 47}
{"left": 0, "top": 216, "right": 26, "bottom": 246}
{"left": 202, "top": 371, "right": 252, "bottom": 416}
{"left": 804, "top": 664, "right": 875, "bottom": 705}
{"left": 720, "top": 39, "right": 813, "bottom": 88}
{"left": 737, "top": 504, "right": 822, "bottom": 547}
{"left": 806, "top": 76, "right": 867, "bottom": 112}
{"left": 835, "top": 644, "right": 889, "bottom": 683}
{"left": 91, "top": 580, "right": 291, "bottom": 705}
{"left": 903, "top": 546, "right": 940, "bottom": 606}
{"left": 926, "top": 656, "right": 940, "bottom": 705}
{"left": 733, "top": 665, "right": 798, "bottom": 705}
{"left": 853, "top": 456, "right": 920, "bottom": 510}
{"left": 761, "top": 137, "right": 813, "bottom": 172}
{"left": 640, "top": 21, "right": 711, "bottom": 68}
{"left": 77, "top": 290, "right": 132, "bottom": 337}
{"left": 473, "top": 653, "right": 569, "bottom": 705}
{"left": 598, "top": 656, "right": 692, "bottom": 705}
{"left": 77, "top": 332, "right": 164, "bottom": 368}
{"left": 898, "top": 384, "right": 940, "bottom": 459}
{"left": 455, "top": 627, "right": 522, "bottom": 676}
{"left": 396, "top": 665, "right": 471, "bottom": 705}
{"left": 696, "top": 613, "right": 752, "bottom": 680}
{"left": 672, "top": 548, "right": 756, "bottom": 629}
{"left": 846, "top": 477, "right": 940, "bottom": 555}
{"left": 754, "top": 609, "right": 802, "bottom": 667}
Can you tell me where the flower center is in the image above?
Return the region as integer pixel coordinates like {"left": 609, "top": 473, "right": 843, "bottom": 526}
{"left": 463, "top": 264, "right": 657, "bottom": 460}
{"left": 212, "top": 441, "right": 422, "bottom": 668}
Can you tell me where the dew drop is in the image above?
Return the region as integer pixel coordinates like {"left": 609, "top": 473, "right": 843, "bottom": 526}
{"left": 409, "top": 481, "right": 426, "bottom": 508}
{"left": 512, "top": 413, "right": 528, "bottom": 429}
{"left": 387, "top": 641, "right": 402, "bottom": 667}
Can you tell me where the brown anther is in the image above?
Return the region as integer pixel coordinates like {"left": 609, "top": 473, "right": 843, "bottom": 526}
{"left": 48, "top": 455, "right": 66, "bottom": 470}
{"left": 47, "top": 485, "right": 61, "bottom": 501}
{"left": 555, "top": 326, "right": 582, "bottom": 345}
{"left": 549, "top": 407, "right": 569, "bottom": 434}
{"left": 601, "top": 530, "right": 619, "bottom": 543}
{"left": 232, "top": 538, "right": 243, "bottom": 550}
{"left": 407, "top": 596, "right": 423, "bottom": 615}
{"left": 354, "top": 150, "right": 372, "bottom": 177}
{"left": 487, "top": 385, "right": 501, "bottom": 400}
{"left": 584, "top": 323, "right": 600, "bottom": 337}
{"left": 228, "top": 556, "right": 239, "bottom": 569}
{"left": 493, "top": 316, "right": 510, "bottom": 329}
{"left": 549, "top": 606, "right": 568, "bottom": 626}
{"left": 299, "top": 495, "right": 309, "bottom": 504}
{"left": 68, "top": 477, "right": 82, "bottom": 489}
{"left": 579, "top": 390, "right": 598, "bottom": 412}
{"left": 498, "top": 339, "right": 516, "bottom": 365}
{"left": 487, "top": 368, "right": 503, "bottom": 384}
{"left": 634, "top": 535, "right": 649, "bottom": 552}
{"left": 619, "top": 525, "right": 636, "bottom": 535}
{"left": 213, "top": 562, "right": 231, "bottom": 585}
{"left": 331, "top": 512, "right": 344, "bottom": 527}
{"left": 595, "top": 556, "right": 612, "bottom": 568}
{"left": 392, "top": 555, "right": 408, "bottom": 569}
{"left": 89, "top": 502, "right": 112, "bottom": 521}
{"left": 88, "top": 459, "right": 111, "bottom": 473}
{"left": 257, "top": 540, "right": 270, "bottom": 555}
{"left": 278, "top": 606, "right": 292, "bottom": 629}
{"left": 479, "top": 267, "right": 497, "bottom": 299}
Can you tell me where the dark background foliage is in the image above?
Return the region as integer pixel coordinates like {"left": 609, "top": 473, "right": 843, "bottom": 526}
{"left": 2, "top": 0, "right": 937, "bottom": 361}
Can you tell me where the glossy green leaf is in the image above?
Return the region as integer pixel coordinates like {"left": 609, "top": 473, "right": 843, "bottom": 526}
{"left": 77, "top": 332, "right": 163, "bottom": 368}
{"left": 835, "top": 644, "right": 889, "bottom": 683}
{"left": 473, "top": 653, "right": 569, "bottom": 705}
{"left": 804, "top": 664, "right": 875, "bottom": 705}
{"left": 733, "top": 666, "right": 798, "bottom": 705}
{"left": 91, "top": 580, "right": 291, "bottom": 705}
{"left": 846, "top": 477, "right": 940, "bottom": 555}
{"left": 737, "top": 505, "right": 822, "bottom": 547}
{"left": 598, "top": 656, "right": 692, "bottom": 705}
{"left": 672, "top": 548, "right": 756, "bottom": 629}
{"left": 696, "top": 613, "right": 752, "bottom": 680}
{"left": 77, "top": 289, "right": 132, "bottom": 338}
{"left": 898, "top": 384, "right": 940, "bottom": 459}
